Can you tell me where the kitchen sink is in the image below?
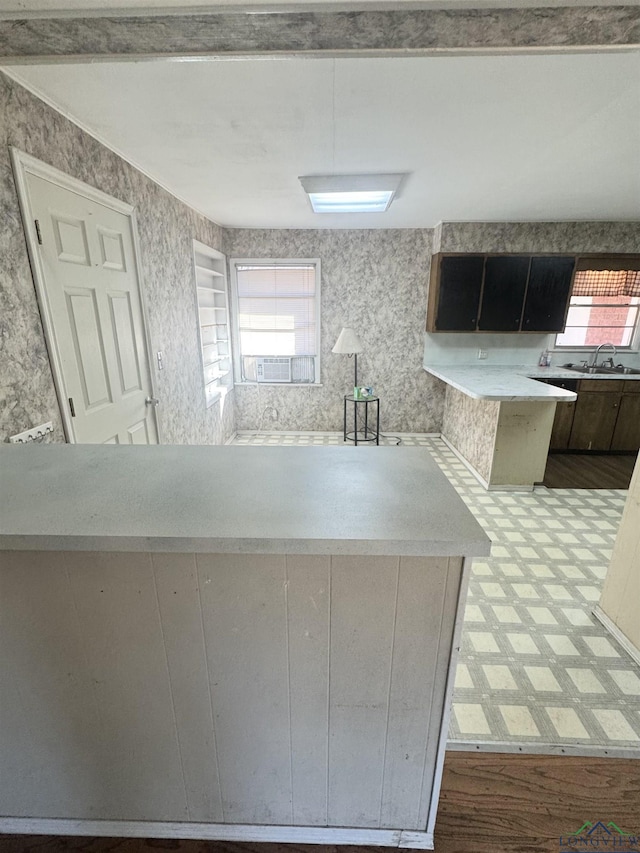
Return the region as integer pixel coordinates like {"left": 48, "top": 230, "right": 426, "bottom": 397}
{"left": 561, "top": 363, "right": 640, "bottom": 375}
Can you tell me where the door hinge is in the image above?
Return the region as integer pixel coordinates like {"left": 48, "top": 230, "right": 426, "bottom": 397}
{"left": 68, "top": 397, "right": 76, "bottom": 418}
{"left": 34, "top": 219, "right": 43, "bottom": 245}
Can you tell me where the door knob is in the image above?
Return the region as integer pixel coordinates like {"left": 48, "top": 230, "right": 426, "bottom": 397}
{"left": 145, "top": 396, "right": 160, "bottom": 407}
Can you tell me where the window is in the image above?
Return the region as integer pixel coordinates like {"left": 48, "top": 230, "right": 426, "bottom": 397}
{"left": 231, "top": 259, "right": 321, "bottom": 384}
{"left": 555, "top": 267, "right": 640, "bottom": 349}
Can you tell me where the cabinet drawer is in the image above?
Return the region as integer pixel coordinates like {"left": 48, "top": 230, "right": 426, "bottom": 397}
{"left": 623, "top": 380, "right": 640, "bottom": 394}
{"left": 544, "top": 378, "right": 579, "bottom": 392}
{"left": 579, "top": 379, "right": 624, "bottom": 393}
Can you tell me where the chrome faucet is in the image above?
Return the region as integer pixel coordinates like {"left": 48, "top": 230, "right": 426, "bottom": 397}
{"left": 590, "top": 342, "right": 617, "bottom": 367}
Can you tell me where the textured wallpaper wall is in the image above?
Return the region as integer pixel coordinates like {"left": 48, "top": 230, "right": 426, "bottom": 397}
{"left": 3, "top": 69, "right": 639, "bottom": 444}
{"left": 0, "top": 71, "right": 235, "bottom": 445}
{"left": 434, "top": 221, "right": 640, "bottom": 254}
{"left": 223, "top": 228, "right": 445, "bottom": 433}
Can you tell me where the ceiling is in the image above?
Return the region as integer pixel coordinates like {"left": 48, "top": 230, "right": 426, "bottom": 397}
{"left": 6, "top": 49, "right": 640, "bottom": 229}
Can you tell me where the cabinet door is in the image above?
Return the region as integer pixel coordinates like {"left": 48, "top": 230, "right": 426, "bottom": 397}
{"left": 568, "top": 393, "right": 621, "bottom": 450}
{"left": 478, "top": 256, "right": 529, "bottom": 331}
{"left": 434, "top": 256, "right": 484, "bottom": 331}
{"left": 522, "top": 257, "right": 575, "bottom": 332}
{"left": 611, "top": 394, "right": 640, "bottom": 451}
{"left": 549, "top": 401, "right": 576, "bottom": 451}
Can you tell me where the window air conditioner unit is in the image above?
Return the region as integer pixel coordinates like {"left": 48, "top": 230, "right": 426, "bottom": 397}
{"left": 256, "top": 357, "right": 292, "bottom": 383}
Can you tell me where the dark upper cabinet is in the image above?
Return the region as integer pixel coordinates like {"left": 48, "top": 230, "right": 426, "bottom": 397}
{"left": 478, "top": 256, "right": 530, "bottom": 331}
{"left": 427, "top": 252, "right": 576, "bottom": 333}
{"left": 433, "top": 255, "right": 485, "bottom": 331}
{"left": 522, "top": 257, "right": 576, "bottom": 332}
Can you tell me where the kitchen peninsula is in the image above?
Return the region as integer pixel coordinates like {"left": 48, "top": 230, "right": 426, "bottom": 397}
{"left": 0, "top": 444, "right": 489, "bottom": 848}
{"left": 425, "top": 364, "right": 580, "bottom": 490}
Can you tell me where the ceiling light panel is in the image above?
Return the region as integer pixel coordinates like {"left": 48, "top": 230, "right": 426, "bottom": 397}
{"left": 299, "top": 174, "right": 405, "bottom": 214}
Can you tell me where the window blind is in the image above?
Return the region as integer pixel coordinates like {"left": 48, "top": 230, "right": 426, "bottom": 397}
{"left": 236, "top": 264, "right": 317, "bottom": 356}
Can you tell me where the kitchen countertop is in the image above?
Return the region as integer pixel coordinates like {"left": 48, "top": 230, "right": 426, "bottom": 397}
{"left": 0, "top": 444, "right": 490, "bottom": 558}
{"left": 424, "top": 363, "right": 639, "bottom": 401}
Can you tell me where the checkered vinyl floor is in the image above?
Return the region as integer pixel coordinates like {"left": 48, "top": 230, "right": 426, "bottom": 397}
{"left": 232, "top": 432, "right": 640, "bottom": 752}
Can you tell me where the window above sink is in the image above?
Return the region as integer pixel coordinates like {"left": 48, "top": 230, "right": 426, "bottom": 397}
{"left": 555, "top": 256, "right": 640, "bottom": 351}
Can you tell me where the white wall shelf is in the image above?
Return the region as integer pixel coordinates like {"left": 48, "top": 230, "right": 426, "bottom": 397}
{"left": 193, "top": 241, "right": 233, "bottom": 408}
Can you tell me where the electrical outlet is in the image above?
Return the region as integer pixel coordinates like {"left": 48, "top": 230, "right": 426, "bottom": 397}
{"left": 477, "top": 349, "right": 488, "bottom": 360}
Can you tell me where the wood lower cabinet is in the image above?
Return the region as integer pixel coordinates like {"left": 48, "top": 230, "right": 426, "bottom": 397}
{"left": 611, "top": 393, "right": 640, "bottom": 451}
{"left": 545, "top": 378, "right": 640, "bottom": 452}
{"left": 569, "top": 392, "right": 621, "bottom": 451}
{"left": 549, "top": 400, "right": 576, "bottom": 450}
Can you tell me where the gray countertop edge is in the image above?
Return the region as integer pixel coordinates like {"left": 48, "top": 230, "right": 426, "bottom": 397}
{"left": 0, "top": 534, "right": 492, "bottom": 558}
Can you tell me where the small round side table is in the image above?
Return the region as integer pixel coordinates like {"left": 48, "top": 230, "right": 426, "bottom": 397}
{"left": 343, "top": 395, "right": 380, "bottom": 445}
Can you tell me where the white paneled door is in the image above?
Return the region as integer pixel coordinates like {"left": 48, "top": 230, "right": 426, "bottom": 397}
{"left": 22, "top": 165, "right": 158, "bottom": 444}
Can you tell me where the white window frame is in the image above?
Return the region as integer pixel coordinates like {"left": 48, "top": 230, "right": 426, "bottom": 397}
{"left": 230, "top": 258, "right": 322, "bottom": 386}
{"left": 553, "top": 261, "right": 640, "bottom": 353}
{"left": 554, "top": 295, "right": 640, "bottom": 352}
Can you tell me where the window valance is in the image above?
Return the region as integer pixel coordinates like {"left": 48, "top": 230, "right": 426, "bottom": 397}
{"left": 571, "top": 269, "right": 640, "bottom": 298}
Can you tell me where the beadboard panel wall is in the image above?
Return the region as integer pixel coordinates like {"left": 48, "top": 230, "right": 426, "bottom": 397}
{"left": 0, "top": 70, "right": 235, "bottom": 445}
{"left": 224, "top": 228, "right": 443, "bottom": 433}
{"left": 0, "top": 549, "right": 463, "bottom": 831}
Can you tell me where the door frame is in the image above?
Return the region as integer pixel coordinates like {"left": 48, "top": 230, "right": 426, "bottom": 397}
{"left": 10, "top": 147, "right": 161, "bottom": 443}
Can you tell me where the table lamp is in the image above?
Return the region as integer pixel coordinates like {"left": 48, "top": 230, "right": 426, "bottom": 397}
{"left": 332, "top": 327, "right": 364, "bottom": 397}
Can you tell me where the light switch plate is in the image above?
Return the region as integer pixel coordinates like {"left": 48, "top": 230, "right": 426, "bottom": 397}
{"left": 477, "top": 349, "right": 488, "bottom": 360}
{"left": 157, "top": 351, "right": 164, "bottom": 370}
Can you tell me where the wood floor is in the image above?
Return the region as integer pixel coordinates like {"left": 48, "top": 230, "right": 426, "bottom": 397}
{"left": 1, "top": 752, "right": 638, "bottom": 853}
{"left": 543, "top": 452, "right": 637, "bottom": 489}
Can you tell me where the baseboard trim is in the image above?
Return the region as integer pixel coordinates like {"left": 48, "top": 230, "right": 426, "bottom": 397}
{"left": 0, "top": 818, "right": 433, "bottom": 849}
{"left": 592, "top": 605, "right": 640, "bottom": 667}
{"left": 440, "top": 436, "right": 491, "bottom": 488}
{"left": 234, "top": 430, "right": 342, "bottom": 436}
{"left": 440, "top": 435, "right": 534, "bottom": 491}
{"left": 447, "top": 738, "right": 640, "bottom": 759}
{"left": 233, "top": 431, "right": 443, "bottom": 439}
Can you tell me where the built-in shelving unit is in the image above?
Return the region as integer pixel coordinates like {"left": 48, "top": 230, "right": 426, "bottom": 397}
{"left": 193, "top": 241, "right": 233, "bottom": 407}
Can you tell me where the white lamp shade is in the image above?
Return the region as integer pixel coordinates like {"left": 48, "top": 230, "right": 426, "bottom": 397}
{"left": 332, "top": 327, "right": 363, "bottom": 354}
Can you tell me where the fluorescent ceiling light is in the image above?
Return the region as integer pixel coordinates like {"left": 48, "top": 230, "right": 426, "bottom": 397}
{"left": 299, "top": 174, "right": 405, "bottom": 214}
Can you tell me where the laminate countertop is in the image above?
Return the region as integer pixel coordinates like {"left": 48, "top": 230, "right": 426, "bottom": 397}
{"left": 425, "top": 364, "right": 640, "bottom": 402}
{"left": 424, "top": 364, "right": 589, "bottom": 401}
{"left": 0, "top": 444, "right": 490, "bottom": 558}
